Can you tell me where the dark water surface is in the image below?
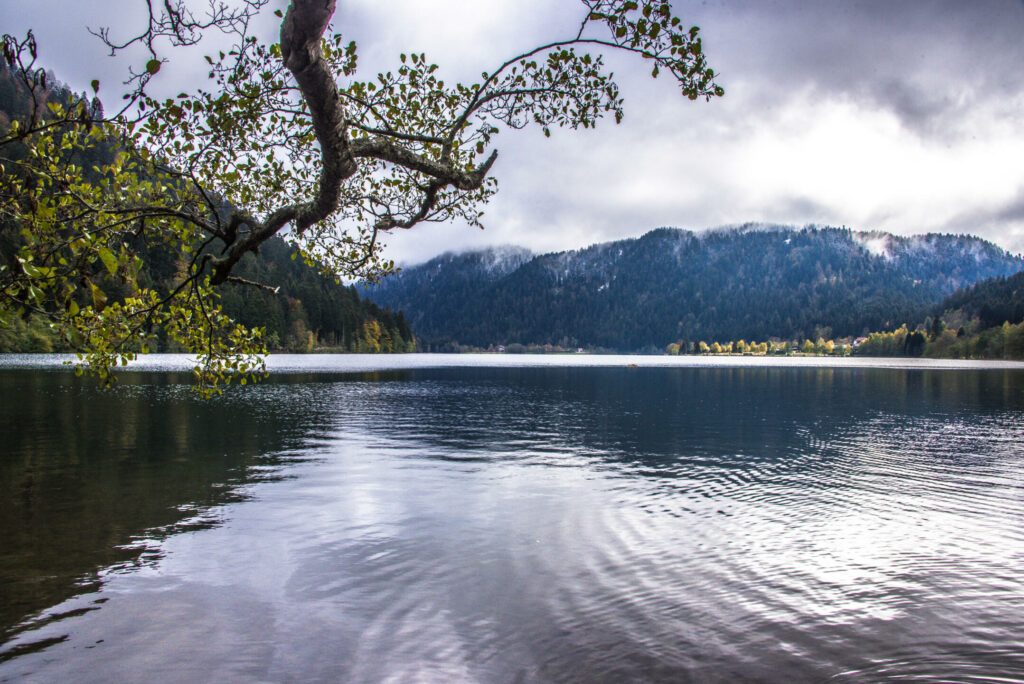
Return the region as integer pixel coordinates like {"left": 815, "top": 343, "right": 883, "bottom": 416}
{"left": 1, "top": 355, "right": 1023, "bottom": 682}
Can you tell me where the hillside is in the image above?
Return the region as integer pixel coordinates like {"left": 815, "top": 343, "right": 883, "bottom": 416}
{"left": 361, "top": 225, "right": 1024, "bottom": 351}
{"left": 937, "top": 270, "right": 1024, "bottom": 329}
{"left": 0, "top": 62, "right": 414, "bottom": 354}
{"left": 851, "top": 269, "right": 1024, "bottom": 360}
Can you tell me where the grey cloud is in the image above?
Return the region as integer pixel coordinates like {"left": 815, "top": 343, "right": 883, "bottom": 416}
{"left": 765, "top": 195, "right": 832, "bottom": 223}
{"left": 945, "top": 187, "right": 1024, "bottom": 228}
{"left": 3, "top": 1, "right": 1024, "bottom": 263}
{"left": 993, "top": 189, "right": 1024, "bottom": 224}
{"left": 691, "top": 0, "right": 1024, "bottom": 137}
{"left": 942, "top": 187, "right": 1024, "bottom": 254}
{"left": 866, "top": 80, "right": 959, "bottom": 136}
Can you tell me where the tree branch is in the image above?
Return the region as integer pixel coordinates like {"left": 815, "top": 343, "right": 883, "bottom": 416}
{"left": 211, "top": 0, "right": 358, "bottom": 284}
{"left": 352, "top": 138, "right": 497, "bottom": 191}
{"left": 225, "top": 275, "right": 280, "bottom": 293}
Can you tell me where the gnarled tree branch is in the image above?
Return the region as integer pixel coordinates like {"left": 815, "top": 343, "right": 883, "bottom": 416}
{"left": 211, "top": 0, "right": 500, "bottom": 285}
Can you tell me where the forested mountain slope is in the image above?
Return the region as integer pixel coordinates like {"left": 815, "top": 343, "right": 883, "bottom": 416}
{"left": 937, "top": 270, "right": 1024, "bottom": 328}
{"left": 0, "top": 63, "right": 414, "bottom": 353}
{"left": 362, "top": 226, "right": 1024, "bottom": 351}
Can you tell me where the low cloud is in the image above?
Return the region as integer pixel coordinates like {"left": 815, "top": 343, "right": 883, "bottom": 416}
{"left": 943, "top": 188, "right": 1024, "bottom": 255}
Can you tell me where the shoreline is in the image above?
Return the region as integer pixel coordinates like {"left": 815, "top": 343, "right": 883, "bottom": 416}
{"left": 3, "top": 352, "right": 1024, "bottom": 373}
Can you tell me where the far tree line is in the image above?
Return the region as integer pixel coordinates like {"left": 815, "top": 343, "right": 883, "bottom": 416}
{"left": 665, "top": 337, "right": 852, "bottom": 356}
{"left": 665, "top": 318, "right": 1024, "bottom": 361}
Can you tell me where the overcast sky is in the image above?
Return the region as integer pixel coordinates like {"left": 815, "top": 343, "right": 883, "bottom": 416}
{"left": 4, "top": 0, "right": 1023, "bottom": 264}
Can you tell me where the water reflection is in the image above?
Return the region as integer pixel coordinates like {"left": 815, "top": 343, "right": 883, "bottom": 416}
{"left": 1, "top": 362, "right": 1023, "bottom": 682}
{"left": 0, "top": 370, "right": 326, "bottom": 655}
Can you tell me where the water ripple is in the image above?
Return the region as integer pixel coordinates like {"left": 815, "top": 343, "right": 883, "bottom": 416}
{"left": 1, "top": 365, "right": 1022, "bottom": 682}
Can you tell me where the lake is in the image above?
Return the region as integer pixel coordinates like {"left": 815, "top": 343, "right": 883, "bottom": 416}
{"left": 1, "top": 354, "right": 1023, "bottom": 682}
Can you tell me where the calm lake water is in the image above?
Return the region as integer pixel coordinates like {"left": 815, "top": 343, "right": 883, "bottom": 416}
{"left": 1, "top": 354, "right": 1023, "bottom": 683}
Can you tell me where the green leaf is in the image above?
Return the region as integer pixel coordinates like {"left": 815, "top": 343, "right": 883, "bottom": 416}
{"left": 97, "top": 246, "right": 118, "bottom": 276}
{"left": 90, "top": 282, "right": 107, "bottom": 311}
{"left": 90, "top": 79, "right": 100, "bottom": 93}
{"left": 146, "top": 59, "right": 161, "bottom": 75}
{"left": 68, "top": 300, "right": 79, "bottom": 317}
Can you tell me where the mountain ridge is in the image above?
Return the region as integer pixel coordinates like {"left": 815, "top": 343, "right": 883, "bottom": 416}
{"left": 362, "top": 224, "right": 1024, "bottom": 351}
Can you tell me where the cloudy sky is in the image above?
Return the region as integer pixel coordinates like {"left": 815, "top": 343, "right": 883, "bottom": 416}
{"left": 4, "top": 0, "right": 1024, "bottom": 264}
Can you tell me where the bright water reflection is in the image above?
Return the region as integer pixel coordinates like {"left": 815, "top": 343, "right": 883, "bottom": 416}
{"left": 1, "top": 356, "right": 1023, "bottom": 682}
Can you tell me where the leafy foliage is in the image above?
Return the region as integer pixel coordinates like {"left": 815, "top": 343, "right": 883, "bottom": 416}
{"left": 855, "top": 321, "right": 1024, "bottom": 361}
{"left": 1, "top": 51, "right": 267, "bottom": 397}
{"left": 853, "top": 269, "right": 1024, "bottom": 360}
{"left": 0, "top": 0, "right": 721, "bottom": 393}
{"left": 0, "top": 64, "right": 414, "bottom": 366}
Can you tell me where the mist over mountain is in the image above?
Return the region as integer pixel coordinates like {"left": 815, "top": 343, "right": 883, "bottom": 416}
{"left": 361, "top": 225, "right": 1024, "bottom": 351}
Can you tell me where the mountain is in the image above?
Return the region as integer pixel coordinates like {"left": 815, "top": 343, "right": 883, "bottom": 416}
{"left": 213, "top": 237, "right": 416, "bottom": 353}
{"left": 361, "top": 225, "right": 1024, "bottom": 351}
{"left": 853, "top": 269, "right": 1024, "bottom": 360}
{"left": 937, "top": 269, "right": 1024, "bottom": 329}
{"left": 357, "top": 245, "right": 533, "bottom": 347}
{"left": 0, "top": 63, "right": 414, "bottom": 354}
